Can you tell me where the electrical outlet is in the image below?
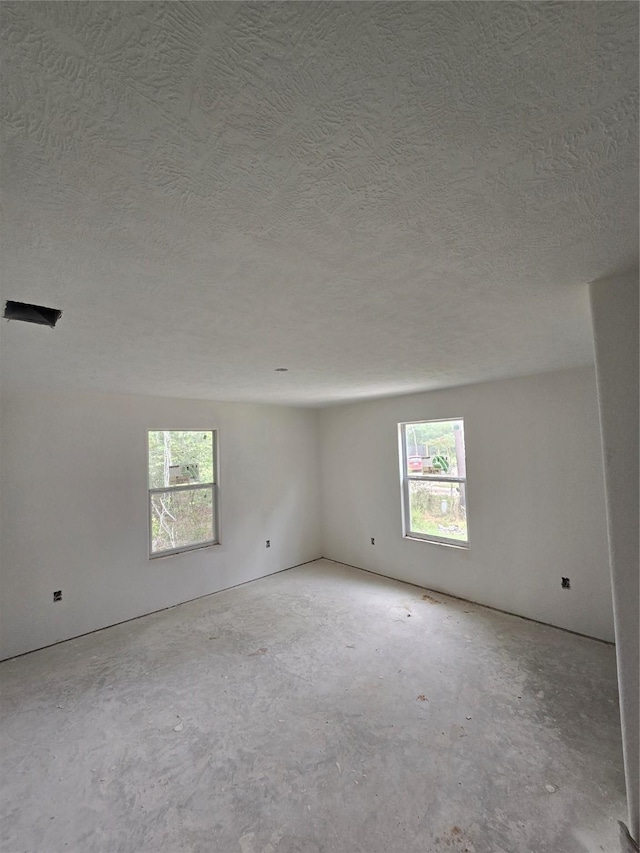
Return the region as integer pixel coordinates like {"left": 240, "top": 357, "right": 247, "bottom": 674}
{"left": 371, "top": 537, "right": 375, "bottom": 545}
{"left": 53, "top": 590, "right": 62, "bottom": 602}
{"left": 266, "top": 540, "right": 270, "bottom": 548}
{"left": 561, "top": 577, "right": 570, "bottom": 589}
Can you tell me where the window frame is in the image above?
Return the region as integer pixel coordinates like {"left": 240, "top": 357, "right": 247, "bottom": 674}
{"left": 399, "top": 417, "right": 469, "bottom": 548}
{"left": 148, "top": 430, "right": 219, "bottom": 559}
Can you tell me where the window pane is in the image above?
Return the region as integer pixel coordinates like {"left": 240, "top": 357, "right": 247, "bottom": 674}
{"left": 148, "top": 431, "right": 214, "bottom": 489}
{"left": 408, "top": 480, "right": 468, "bottom": 543}
{"left": 151, "top": 487, "right": 215, "bottom": 554}
{"left": 404, "top": 420, "right": 465, "bottom": 478}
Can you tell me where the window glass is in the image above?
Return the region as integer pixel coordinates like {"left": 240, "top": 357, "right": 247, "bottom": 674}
{"left": 400, "top": 419, "right": 468, "bottom": 546}
{"left": 148, "top": 431, "right": 214, "bottom": 489}
{"left": 148, "top": 430, "right": 217, "bottom": 557}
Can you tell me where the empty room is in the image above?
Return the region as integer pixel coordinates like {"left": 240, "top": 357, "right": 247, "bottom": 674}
{"left": 0, "top": 2, "right": 638, "bottom": 852}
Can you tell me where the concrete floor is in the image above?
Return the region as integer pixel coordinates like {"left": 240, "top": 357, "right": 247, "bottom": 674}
{"left": 0, "top": 560, "right": 625, "bottom": 853}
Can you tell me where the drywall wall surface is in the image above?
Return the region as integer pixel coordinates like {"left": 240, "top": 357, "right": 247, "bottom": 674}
{"left": 0, "top": 390, "right": 321, "bottom": 659}
{"left": 590, "top": 272, "right": 639, "bottom": 841}
{"left": 320, "top": 367, "right": 613, "bottom": 641}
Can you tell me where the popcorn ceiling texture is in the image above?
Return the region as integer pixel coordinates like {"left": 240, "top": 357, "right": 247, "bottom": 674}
{"left": 1, "top": 1, "right": 638, "bottom": 405}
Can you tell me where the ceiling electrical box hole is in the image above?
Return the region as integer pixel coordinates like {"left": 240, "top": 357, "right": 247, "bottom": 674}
{"left": 4, "top": 301, "right": 62, "bottom": 327}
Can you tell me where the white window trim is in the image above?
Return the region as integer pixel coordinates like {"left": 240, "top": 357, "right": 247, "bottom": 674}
{"left": 399, "top": 418, "right": 469, "bottom": 549}
{"left": 148, "top": 430, "right": 219, "bottom": 559}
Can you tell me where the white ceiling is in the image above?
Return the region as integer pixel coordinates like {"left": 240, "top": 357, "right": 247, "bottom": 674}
{"left": 1, "top": 2, "right": 638, "bottom": 406}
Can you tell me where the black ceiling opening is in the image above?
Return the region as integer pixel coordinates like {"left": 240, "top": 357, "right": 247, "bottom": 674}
{"left": 4, "top": 301, "right": 62, "bottom": 327}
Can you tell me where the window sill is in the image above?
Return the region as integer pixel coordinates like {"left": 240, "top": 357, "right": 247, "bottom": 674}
{"left": 404, "top": 535, "right": 469, "bottom": 550}
{"left": 149, "top": 541, "right": 220, "bottom": 560}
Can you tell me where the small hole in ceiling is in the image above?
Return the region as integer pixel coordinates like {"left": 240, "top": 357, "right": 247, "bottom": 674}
{"left": 274, "top": 367, "right": 289, "bottom": 372}
{"left": 4, "top": 301, "right": 62, "bottom": 328}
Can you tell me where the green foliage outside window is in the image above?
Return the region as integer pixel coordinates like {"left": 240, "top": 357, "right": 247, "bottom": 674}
{"left": 148, "top": 431, "right": 216, "bottom": 556}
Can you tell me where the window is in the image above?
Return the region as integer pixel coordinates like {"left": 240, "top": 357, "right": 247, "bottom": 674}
{"left": 148, "top": 430, "right": 218, "bottom": 557}
{"left": 399, "top": 418, "right": 468, "bottom": 547}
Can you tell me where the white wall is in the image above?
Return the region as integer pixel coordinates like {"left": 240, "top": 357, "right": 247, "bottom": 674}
{"left": 0, "top": 365, "right": 616, "bottom": 658}
{"left": 590, "top": 272, "right": 639, "bottom": 841}
{"left": 320, "top": 367, "right": 614, "bottom": 641}
{"left": 0, "top": 390, "right": 321, "bottom": 659}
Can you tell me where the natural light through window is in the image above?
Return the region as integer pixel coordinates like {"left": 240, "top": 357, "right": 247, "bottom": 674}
{"left": 148, "top": 430, "right": 218, "bottom": 557}
{"left": 399, "top": 418, "right": 468, "bottom": 547}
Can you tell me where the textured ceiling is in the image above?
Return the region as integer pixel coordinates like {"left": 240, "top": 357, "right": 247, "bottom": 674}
{"left": 1, "top": 1, "right": 638, "bottom": 405}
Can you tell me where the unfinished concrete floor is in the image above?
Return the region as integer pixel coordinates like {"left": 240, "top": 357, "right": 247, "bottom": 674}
{"left": 0, "top": 560, "right": 625, "bottom": 853}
